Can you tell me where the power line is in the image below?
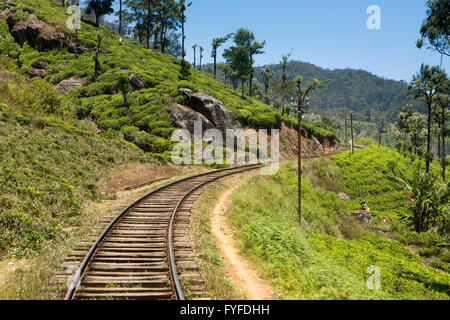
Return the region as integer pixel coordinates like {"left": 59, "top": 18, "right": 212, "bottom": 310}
{"left": 379, "top": 52, "right": 441, "bottom": 75}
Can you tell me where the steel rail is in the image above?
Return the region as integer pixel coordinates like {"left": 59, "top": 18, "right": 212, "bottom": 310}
{"left": 168, "top": 164, "right": 262, "bottom": 300}
{"left": 64, "top": 163, "right": 262, "bottom": 300}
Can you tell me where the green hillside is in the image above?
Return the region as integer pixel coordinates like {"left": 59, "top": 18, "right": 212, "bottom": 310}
{"left": 0, "top": 0, "right": 317, "bottom": 158}
{"left": 208, "top": 60, "right": 426, "bottom": 122}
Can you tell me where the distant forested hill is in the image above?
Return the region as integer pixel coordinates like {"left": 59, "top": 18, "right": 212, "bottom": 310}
{"left": 205, "top": 61, "right": 426, "bottom": 122}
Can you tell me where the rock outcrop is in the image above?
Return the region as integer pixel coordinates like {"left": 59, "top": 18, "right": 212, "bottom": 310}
{"left": 29, "top": 68, "right": 46, "bottom": 78}
{"left": 0, "top": 71, "right": 15, "bottom": 81}
{"left": 175, "top": 88, "right": 241, "bottom": 137}
{"left": 169, "top": 103, "right": 215, "bottom": 134}
{"left": 55, "top": 76, "right": 85, "bottom": 94}
{"left": 130, "top": 74, "right": 147, "bottom": 90}
{"left": 352, "top": 210, "right": 372, "bottom": 224}
{"left": 2, "top": 10, "right": 65, "bottom": 51}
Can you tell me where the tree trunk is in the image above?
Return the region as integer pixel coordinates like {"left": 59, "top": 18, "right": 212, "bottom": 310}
{"left": 147, "top": 1, "right": 151, "bottom": 49}
{"left": 94, "top": 36, "right": 102, "bottom": 82}
{"left": 181, "top": 13, "right": 185, "bottom": 58}
{"left": 119, "top": 0, "right": 122, "bottom": 35}
{"left": 160, "top": 25, "right": 165, "bottom": 54}
{"left": 213, "top": 54, "right": 217, "bottom": 79}
{"left": 442, "top": 106, "right": 446, "bottom": 182}
{"left": 438, "top": 133, "right": 441, "bottom": 158}
{"left": 95, "top": 14, "right": 99, "bottom": 27}
{"left": 249, "top": 69, "right": 253, "bottom": 97}
{"left": 241, "top": 80, "right": 244, "bottom": 97}
{"left": 298, "top": 104, "right": 302, "bottom": 227}
{"left": 426, "top": 103, "right": 432, "bottom": 173}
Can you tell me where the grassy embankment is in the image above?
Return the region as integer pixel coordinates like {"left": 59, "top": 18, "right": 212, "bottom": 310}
{"left": 221, "top": 147, "right": 449, "bottom": 299}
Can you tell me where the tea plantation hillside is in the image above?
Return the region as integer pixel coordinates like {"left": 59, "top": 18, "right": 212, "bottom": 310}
{"left": 0, "top": 0, "right": 337, "bottom": 157}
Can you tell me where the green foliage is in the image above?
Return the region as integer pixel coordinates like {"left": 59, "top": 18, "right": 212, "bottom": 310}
{"left": 390, "top": 164, "right": 449, "bottom": 233}
{"left": 179, "top": 59, "right": 192, "bottom": 80}
{"left": 227, "top": 164, "right": 450, "bottom": 299}
{"left": 416, "top": 0, "right": 450, "bottom": 56}
{"left": 0, "top": 105, "right": 148, "bottom": 258}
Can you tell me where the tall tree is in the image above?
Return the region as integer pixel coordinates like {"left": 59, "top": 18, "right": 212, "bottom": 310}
{"left": 192, "top": 44, "right": 197, "bottom": 68}
{"left": 118, "top": 0, "right": 123, "bottom": 34}
{"left": 248, "top": 39, "right": 265, "bottom": 97}
{"left": 434, "top": 93, "right": 449, "bottom": 181}
{"left": 146, "top": 0, "right": 153, "bottom": 49}
{"left": 223, "top": 28, "right": 255, "bottom": 98}
{"left": 409, "top": 64, "right": 447, "bottom": 172}
{"left": 416, "top": 0, "right": 450, "bottom": 57}
{"left": 409, "top": 113, "right": 427, "bottom": 155}
{"left": 211, "top": 34, "right": 232, "bottom": 79}
{"left": 199, "top": 46, "right": 204, "bottom": 70}
{"left": 154, "top": 0, "right": 180, "bottom": 54}
{"left": 124, "top": 0, "right": 145, "bottom": 44}
{"left": 86, "top": 0, "right": 114, "bottom": 27}
{"left": 179, "top": 0, "right": 192, "bottom": 59}
{"left": 397, "top": 104, "right": 413, "bottom": 140}
{"left": 261, "top": 66, "right": 274, "bottom": 104}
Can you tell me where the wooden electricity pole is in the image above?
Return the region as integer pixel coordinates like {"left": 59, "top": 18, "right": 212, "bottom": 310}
{"left": 378, "top": 119, "right": 384, "bottom": 146}
{"left": 345, "top": 115, "right": 348, "bottom": 143}
{"left": 297, "top": 100, "right": 303, "bottom": 227}
{"left": 350, "top": 112, "right": 354, "bottom": 154}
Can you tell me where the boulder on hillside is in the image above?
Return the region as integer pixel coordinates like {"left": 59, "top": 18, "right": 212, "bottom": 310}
{"left": 10, "top": 20, "right": 27, "bottom": 45}
{"left": 55, "top": 76, "right": 85, "bottom": 94}
{"left": 29, "top": 68, "right": 46, "bottom": 78}
{"left": 27, "top": 14, "right": 64, "bottom": 50}
{"left": 0, "top": 71, "right": 15, "bottom": 81}
{"left": 338, "top": 192, "right": 350, "bottom": 200}
{"left": 352, "top": 210, "right": 372, "bottom": 224}
{"left": 0, "top": 8, "right": 13, "bottom": 23}
{"left": 130, "top": 74, "right": 147, "bottom": 90}
{"left": 169, "top": 103, "right": 214, "bottom": 135}
{"left": 178, "top": 88, "right": 241, "bottom": 137}
{"left": 67, "top": 41, "right": 89, "bottom": 54}
{"left": 31, "top": 60, "right": 48, "bottom": 69}
{"left": 4, "top": 12, "right": 65, "bottom": 50}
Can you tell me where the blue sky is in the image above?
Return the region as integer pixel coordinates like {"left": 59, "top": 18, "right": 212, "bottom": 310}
{"left": 107, "top": 0, "right": 448, "bottom": 82}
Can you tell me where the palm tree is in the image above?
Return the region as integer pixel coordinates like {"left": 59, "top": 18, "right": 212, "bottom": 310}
{"left": 192, "top": 44, "right": 197, "bottom": 69}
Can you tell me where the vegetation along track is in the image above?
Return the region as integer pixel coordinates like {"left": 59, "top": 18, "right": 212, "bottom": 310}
{"left": 63, "top": 164, "right": 262, "bottom": 300}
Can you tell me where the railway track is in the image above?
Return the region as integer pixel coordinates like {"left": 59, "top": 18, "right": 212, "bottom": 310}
{"left": 62, "top": 164, "right": 262, "bottom": 300}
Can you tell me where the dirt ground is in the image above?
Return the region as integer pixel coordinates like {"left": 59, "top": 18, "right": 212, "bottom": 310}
{"left": 209, "top": 173, "right": 277, "bottom": 300}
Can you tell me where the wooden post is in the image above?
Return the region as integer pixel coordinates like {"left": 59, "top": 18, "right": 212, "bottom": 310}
{"left": 298, "top": 99, "right": 302, "bottom": 227}
{"left": 442, "top": 105, "right": 446, "bottom": 182}
{"left": 345, "top": 115, "right": 348, "bottom": 144}
{"left": 378, "top": 119, "right": 384, "bottom": 147}
{"left": 351, "top": 112, "right": 354, "bottom": 154}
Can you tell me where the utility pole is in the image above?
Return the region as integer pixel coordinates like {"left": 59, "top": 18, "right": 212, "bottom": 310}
{"left": 378, "top": 119, "right": 384, "bottom": 147}
{"left": 345, "top": 115, "right": 348, "bottom": 144}
{"left": 350, "top": 112, "right": 354, "bottom": 154}
{"left": 296, "top": 94, "right": 310, "bottom": 228}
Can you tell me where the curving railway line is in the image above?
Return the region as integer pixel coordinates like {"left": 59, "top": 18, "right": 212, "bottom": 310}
{"left": 63, "top": 164, "right": 262, "bottom": 300}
